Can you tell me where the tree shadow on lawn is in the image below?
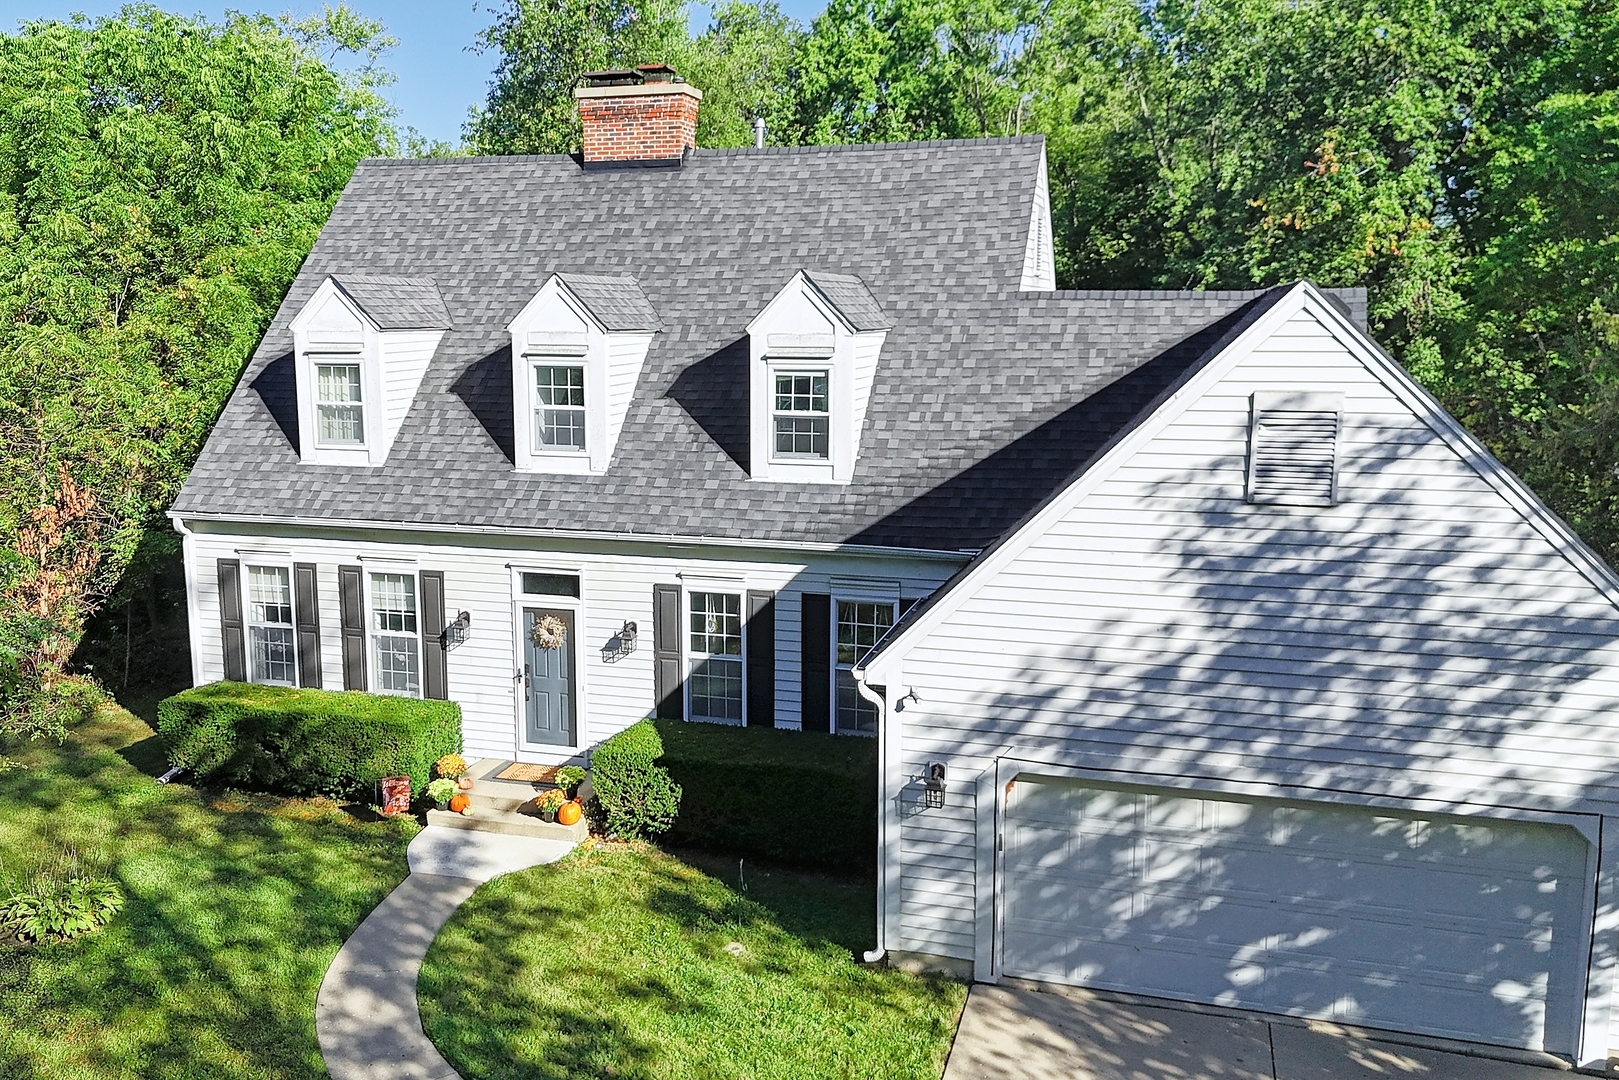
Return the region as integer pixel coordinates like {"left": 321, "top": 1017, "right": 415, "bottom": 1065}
{"left": 0, "top": 706, "right": 414, "bottom": 1080}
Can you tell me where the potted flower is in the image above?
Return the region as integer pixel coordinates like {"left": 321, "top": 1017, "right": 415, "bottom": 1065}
{"left": 555, "top": 765, "right": 586, "bottom": 799}
{"left": 534, "top": 787, "right": 569, "bottom": 823}
{"left": 426, "top": 778, "right": 458, "bottom": 810}
{"left": 435, "top": 753, "right": 474, "bottom": 791}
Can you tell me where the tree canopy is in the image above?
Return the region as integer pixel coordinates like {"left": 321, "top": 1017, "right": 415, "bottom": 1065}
{"left": 0, "top": 4, "right": 397, "bottom": 747}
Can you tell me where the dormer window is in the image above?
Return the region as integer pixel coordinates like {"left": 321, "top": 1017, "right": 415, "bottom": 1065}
{"left": 507, "top": 274, "right": 660, "bottom": 475}
{"left": 748, "top": 271, "right": 890, "bottom": 484}
{"left": 773, "top": 371, "right": 830, "bottom": 460}
{"left": 316, "top": 361, "right": 365, "bottom": 445}
{"left": 289, "top": 275, "right": 450, "bottom": 466}
{"left": 534, "top": 364, "right": 587, "bottom": 452}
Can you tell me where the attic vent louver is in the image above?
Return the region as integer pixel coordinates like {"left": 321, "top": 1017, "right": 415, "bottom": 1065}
{"left": 1246, "top": 392, "right": 1343, "bottom": 507}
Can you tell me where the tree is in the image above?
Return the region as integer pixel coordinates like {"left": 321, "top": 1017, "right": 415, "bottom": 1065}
{"left": 0, "top": 4, "right": 397, "bottom": 741}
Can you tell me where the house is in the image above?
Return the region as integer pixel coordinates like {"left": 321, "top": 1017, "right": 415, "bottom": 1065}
{"left": 170, "top": 67, "right": 1619, "bottom": 1067}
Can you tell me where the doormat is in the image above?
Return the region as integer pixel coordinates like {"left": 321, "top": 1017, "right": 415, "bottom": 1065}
{"left": 495, "top": 762, "right": 559, "bottom": 784}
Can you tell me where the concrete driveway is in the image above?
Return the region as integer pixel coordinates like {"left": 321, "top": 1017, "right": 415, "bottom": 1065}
{"left": 943, "top": 983, "right": 1578, "bottom": 1080}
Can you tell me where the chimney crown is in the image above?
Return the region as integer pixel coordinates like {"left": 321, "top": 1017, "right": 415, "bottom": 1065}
{"left": 575, "top": 64, "right": 702, "bottom": 166}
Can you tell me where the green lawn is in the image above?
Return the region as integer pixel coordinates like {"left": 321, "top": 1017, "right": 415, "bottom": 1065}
{"left": 418, "top": 844, "right": 967, "bottom": 1080}
{"left": 0, "top": 702, "right": 417, "bottom": 1079}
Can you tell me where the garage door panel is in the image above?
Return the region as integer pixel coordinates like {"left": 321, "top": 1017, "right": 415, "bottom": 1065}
{"left": 1000, "top": 778, "right": 1590, "bottom": 1054}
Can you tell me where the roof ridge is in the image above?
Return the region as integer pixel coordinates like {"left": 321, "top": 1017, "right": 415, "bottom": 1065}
{"left": 354, "top": 135, "right": 1046, "bottom": 168}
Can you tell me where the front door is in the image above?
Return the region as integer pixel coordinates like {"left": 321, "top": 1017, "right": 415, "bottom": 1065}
{"left": 523, "top": 607, "right": 575, "bottom": 746}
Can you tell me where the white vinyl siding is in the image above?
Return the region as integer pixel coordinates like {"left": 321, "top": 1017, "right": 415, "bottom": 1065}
{"left": 378, "top": 329, "right": 442, "bottom": 450}
{"left": 881, "top": 303, "right": 1619, "bottom": 1017}
{"left": 182, "top": 527, "right": 959, "bottom": 758}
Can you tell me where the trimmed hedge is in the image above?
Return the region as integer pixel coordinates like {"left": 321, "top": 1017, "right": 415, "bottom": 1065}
{"left": 157, "top": 682, "right": 462, "bottom": 799}
{"left": 590, "top": 720, "right": 681, "bottom": 839}
{"left": 651, "top": 719, "right": 877, "bottom": 873}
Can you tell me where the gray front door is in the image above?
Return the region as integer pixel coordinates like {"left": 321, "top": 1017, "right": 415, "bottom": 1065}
{"left": 523, "top": 608, "right": 575, "bottom": 746}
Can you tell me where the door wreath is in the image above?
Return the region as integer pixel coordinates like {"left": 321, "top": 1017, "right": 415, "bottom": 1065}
{"left": 531, "top": 614, "right": 568, "bottom": 649}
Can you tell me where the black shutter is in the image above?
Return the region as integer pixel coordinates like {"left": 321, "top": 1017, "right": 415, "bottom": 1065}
{"left": 217, "top": 559, "right": 246, "bottom": 682}
{"left": 293, "top": 562, "right": 322, "bottom": 688}
{"left": 801, "top": 593, "right": 831, "bottom": 732}
{"left": 338, "top": 565, "right": 366, "bottom": 691}
{"left": 653, "top": 584, "right": 683, "bottom": 719}
{"left": 420, "top": 571, "right": 448, "bottom": 700}
{"left": 745, "top": 589, "right": 775, "bottom": 727}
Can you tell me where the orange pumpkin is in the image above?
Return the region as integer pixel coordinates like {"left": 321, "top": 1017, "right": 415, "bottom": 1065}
{"left": 556, "top": 799, "right": 582, "bottom": 826}
{"left": 448, "top": 793, "right": 471, "bottom": 814}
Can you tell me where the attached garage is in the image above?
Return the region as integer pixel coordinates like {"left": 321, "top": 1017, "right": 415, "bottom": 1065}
{"left": 999, "top": 777, "right": 1594, "bottom": 1055}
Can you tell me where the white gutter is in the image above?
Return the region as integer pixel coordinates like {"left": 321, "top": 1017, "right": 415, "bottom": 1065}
{"left": 166, "top": 509, "right": 979, "bottom": 563}
{"left": 853, "top": 667, "right": 889, "bottom": 963}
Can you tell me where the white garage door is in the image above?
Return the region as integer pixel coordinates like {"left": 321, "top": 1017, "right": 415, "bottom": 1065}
{"left": 1001, "top": 778, "right": 1592, "bottom": 1054}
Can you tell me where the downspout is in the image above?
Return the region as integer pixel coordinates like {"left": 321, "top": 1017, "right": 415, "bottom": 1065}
{"left": 853, "top": 668, "right": 888, "bottom": 963}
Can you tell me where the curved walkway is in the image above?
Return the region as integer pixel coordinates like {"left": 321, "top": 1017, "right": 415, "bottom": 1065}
{"left": 316, "top": 826, "right": 575, "bottom": 1080}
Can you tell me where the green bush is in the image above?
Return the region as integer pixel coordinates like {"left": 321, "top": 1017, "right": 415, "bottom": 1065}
{"left": 590, "top": 720, "right": 681, "bottom": 839}
{"left": 652, "top": 719, "right": 878, "bottom": 873}
{"left": 157, "top": 682, "right": 462, "bottom": 799}
{"left": 1, "top": 876, "right": 123, "bottom": 943}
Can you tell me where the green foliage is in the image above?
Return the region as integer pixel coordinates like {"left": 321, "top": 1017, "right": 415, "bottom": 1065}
{"left": 653, "top": 719, "right": 878, "bottom": 872}
{"left": 554, "top": 763, "right": 586, "bottom": 796}
{"left": 426, "top": 777, "right": 459, "bottom": 804}
{"left": 589, "top": 719, "right": 681, "bottom": 839}
{"left": 156, "top": 682, "right": 462, "bottom": 799}
{"left": 1, "top": 872, "right": 123, "bottom": 944}
{"left": 420, "top": 845, "right": 965, "bottom": 1080}
{"left": 0, "top": 5, "right": 398, "bottom": 715}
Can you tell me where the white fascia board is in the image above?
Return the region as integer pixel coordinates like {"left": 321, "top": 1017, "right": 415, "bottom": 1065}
{"left": 289, "top": 276, "right": 379, "bottom": 337}
{"left": 746, "top": 271, "right": 853, "bottom": 336}
{"left": 164, "top": 508, "right": 979, "bottom": 562}
{"left": 506, "top": 274, "right": 607, "bottom": 335}
{"left": 860, "top": 281, "right": 1619, "bottom": 682}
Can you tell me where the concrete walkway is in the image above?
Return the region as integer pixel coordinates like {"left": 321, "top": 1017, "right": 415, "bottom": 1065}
{"left": 944, "top": 983, "right": 1577, "bottom": 1080}
{"left": 315, "top": 826, "right": 574, "bottom": 1080}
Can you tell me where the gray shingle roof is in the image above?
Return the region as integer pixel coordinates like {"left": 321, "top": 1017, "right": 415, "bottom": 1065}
{"left": 803, "top": 271, "right": 889, "bottom": 331}
{"left": 554, "top": 273, "right": 662, "bottom": 331}
{"left": 330, "top": 275, "right": 452, "bottom": 330}
{"left": 174, "top": 138, "right": 1358, "bottom": 552}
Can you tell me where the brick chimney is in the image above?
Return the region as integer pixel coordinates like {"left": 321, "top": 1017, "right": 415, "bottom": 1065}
{"left": 574, "top": 64, "right": 702, "bottom": 166}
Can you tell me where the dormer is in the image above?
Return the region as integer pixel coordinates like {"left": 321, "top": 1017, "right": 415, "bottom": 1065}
{"left": 289, "top": 275, "right": 451, "bottom": 466}
{"left": 747, "top": 271, "right": 891, "bottom": 484}
{"left": 507, "top": 274, "right": 661, "bottom": 474}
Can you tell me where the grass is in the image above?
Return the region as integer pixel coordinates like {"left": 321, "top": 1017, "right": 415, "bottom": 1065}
{"left": 419, "top": 844, "right": 967, "bottom": 1080}
{"left": 0, "top": 701, "right": 418, "bottom": 1079}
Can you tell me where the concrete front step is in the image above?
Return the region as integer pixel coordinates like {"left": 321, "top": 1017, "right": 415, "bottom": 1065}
{"left": 426, "top": 805, "right": 588, "bottom": 843}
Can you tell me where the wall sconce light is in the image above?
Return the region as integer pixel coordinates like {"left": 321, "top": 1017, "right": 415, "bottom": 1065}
{"left": 601, "top": 620, "right": 638, "bottom": 664}
{"left": 443, "top": 610, "right": 472, "bottom": 650}
{"left": 897, "top": 687, "right": 921, "bottom": 711}
{"left": 921, "top": 761, "right": 947, "bottom": 809}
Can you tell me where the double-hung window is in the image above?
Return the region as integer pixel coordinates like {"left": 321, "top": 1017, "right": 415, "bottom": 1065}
{"left": 772, "top": 371, "right": 829, "bottom": 460}
{"left": 835, "top": 600, "right": 893, "bottom": 735}
{"left": 246, "top": 565, "right": 296, "bottom": 686}
{"left": 688, "top": 591, "right": 743, "bottom": 723}
{"left": 370, "top": 572, "right": 420, "bottom": 696}
{"left": 533, "top": 364, "right": 586, "bottom": 451}
{"left": 316, "top": 361, "right": 365, "bottom": 445}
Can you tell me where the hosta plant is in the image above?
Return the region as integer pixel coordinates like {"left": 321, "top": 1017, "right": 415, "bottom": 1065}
{"left": 1, "top": 876, "right": 124, "bottom": 943}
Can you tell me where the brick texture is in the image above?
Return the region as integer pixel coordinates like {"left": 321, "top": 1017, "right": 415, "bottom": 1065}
{"left": 579, "top": 93, "right": 699, "bottom": 163}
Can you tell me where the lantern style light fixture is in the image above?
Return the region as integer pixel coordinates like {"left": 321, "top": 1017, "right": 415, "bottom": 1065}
{"left": 601, "top": 620, "right": 638, "bottom": 663}
{"left": 444, "top": 610, "right": 472, "bottom": 649}
{"left": 921, "top": 761, "right": 947, "bottom": 809}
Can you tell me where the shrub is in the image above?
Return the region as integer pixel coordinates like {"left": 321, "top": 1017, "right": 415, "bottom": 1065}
{"left": 652, "top": 719, "right": 878, "bottom": 873}
{"left": 590, "top": 720, "right": 680, "bottom": 839}
{"left": 157, "top": 682, "right": 462, "bottom": 799}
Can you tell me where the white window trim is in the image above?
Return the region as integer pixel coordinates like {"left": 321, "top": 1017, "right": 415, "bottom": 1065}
{"left": 684, "top": 586, "right": 747, "bottom": 726}
{"left": 528, "top": 356, "right": 590, "bottom": 457}
{"left": 769, "top": 367, "right": 832, "bottom": 464}
{"left": 312, "top": 355, "right": 367, "bottom": 449}
{"left": 830, "top": 595, "right": 896, "bottom": 737}
{"left": 242, "top": 561, "right": 298, "bottom": 687}
{"left": 508, "top": 565, "right": 588, "bottom": 762}
{"left": 364, "top": 569, "right": 423, "bottom": 699}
